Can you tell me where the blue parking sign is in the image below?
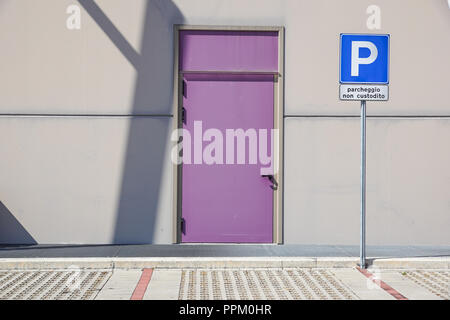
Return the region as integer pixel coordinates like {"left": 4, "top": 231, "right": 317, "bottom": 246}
{"left": 340, "top": 34, "right": 389, "bottom": 84}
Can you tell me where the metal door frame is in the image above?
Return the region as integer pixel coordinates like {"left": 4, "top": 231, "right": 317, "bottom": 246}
{"left": 172, "top": 25, "right": 285, "bottom": 244}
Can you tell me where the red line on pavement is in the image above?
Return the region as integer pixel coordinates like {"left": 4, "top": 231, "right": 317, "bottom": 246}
{"left": 130, "top": 268, "right": 153, "bottom": 300}
{"left": 356, "top": 266, "right": 408, "bottom": 300}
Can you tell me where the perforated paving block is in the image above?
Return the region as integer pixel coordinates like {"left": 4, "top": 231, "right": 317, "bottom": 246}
{"left": 178, "top": 269, "right": 358, "bottom": 300}
{"left": 0, "top": 271, "right": 112, "bottom": 300}
{"left": 401, "top": 270, "right": 449, "bottom": 300}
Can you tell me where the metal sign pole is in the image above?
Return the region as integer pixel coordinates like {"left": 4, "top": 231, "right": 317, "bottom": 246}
{"left": 360, "top": 100, "right": 366, "bottom": 269}
{"left": 339, "top": 34, "right": 389, "bottom": 269}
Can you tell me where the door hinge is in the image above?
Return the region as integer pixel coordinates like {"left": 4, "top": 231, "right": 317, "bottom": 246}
{"left": 182, "top": 80, "right": 187, "bottom": 97}
{"left": 181, "top": 107, "right": 187, "bottom": 124}
{"left": 180, "top": 217, "right": 186, "bottom": 235}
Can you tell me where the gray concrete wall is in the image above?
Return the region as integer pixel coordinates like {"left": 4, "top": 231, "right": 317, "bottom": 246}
{"left": 0, "top": 0, "right": 182, "bottom": 244}
{"left": 0, "top": 0, "right": 448, "bottom": 244}
{"left": 0, "top": 116, "right": 174, "bottom": 244}
{"left": 284, "top": 118, "right": 450, "bottom": 245}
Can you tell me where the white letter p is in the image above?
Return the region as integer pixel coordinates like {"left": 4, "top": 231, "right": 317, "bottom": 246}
{"left": 351, "top": 41, "right": 378, "bottom": 76}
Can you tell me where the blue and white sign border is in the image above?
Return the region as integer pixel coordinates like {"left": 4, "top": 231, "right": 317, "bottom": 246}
{"left": 339, "top": 33, "right": 390, "bottom": 85}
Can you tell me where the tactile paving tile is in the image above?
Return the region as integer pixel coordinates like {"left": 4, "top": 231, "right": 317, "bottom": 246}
{"left": 0, "top": 271, "right": 111, "bottom": 300}
{"left": 401, "top": 270, "right": 449, "bottom": 300}
{"left": 178, "top": 269, "right": 358, "bottom": 300}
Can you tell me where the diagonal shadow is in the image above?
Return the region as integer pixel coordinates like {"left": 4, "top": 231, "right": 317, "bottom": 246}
{"left": 0, "top": 201, "right": 37, "bottom": 244}
{"left": 78, "top": 0, "right": 141, "bottom": 69}
{"left": 78, "top": 0, "right": 184, "bottom": 243}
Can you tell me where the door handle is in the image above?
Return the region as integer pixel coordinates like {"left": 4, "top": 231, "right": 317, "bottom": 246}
{"left": 261, "top": 174, "right": 278, "bottom": 190}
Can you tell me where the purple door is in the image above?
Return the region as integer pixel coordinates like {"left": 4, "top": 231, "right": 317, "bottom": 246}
{"left": 179, "top": 31, "right": 278, "bottom": 243}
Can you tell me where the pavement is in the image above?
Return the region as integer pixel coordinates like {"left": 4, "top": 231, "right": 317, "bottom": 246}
{"left": 1, "top": 244, "right": 449, "bottom": 258}
{"left": 0, "top": 244, "right": 448, "bottom": 300}
{"left": 0, "top": 267, "right": 448, "bottom": 300}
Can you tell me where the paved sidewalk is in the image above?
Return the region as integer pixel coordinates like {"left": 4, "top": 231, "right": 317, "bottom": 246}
{"left": 0, "top": 244, "right": 448, "bottom": 300}
{"left": 96, "top": 269, "right": 141, "bottom": 300}
{"left": 0, "top": 267, "right": 448, "bottom": 300}
{"left": 1, "top": 244, "right": 449, "bottom": 258}
{"left": 0, "top": 244, "right": 448, "bottom": 270}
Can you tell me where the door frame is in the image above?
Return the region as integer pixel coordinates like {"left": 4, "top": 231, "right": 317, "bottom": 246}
{"left": 172, "top": 25, "right": 285, "bottom": 244}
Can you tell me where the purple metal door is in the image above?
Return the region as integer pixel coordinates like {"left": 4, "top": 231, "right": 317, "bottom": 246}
{"left": 179, "top": 30, "right": 278, "bottom": 243}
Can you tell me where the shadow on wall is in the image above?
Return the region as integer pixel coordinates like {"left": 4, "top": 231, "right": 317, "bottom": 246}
{"left": 79, "top": 0, "right": 184, "bottom": 243}
{"left": 0, "top": 201, "right": 37, "bottom": 244}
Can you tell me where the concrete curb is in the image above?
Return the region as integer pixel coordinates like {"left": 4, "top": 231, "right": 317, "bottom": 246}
{"left": 370, "top": 257, "right": 450, "bottom": 270}
{"left": 0, "top": 257, "right": 448, "bottom": 270}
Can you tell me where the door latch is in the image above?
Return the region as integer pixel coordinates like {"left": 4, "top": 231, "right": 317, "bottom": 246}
{"left": 261, "top": 174, "right": 278, "bottom": 190}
